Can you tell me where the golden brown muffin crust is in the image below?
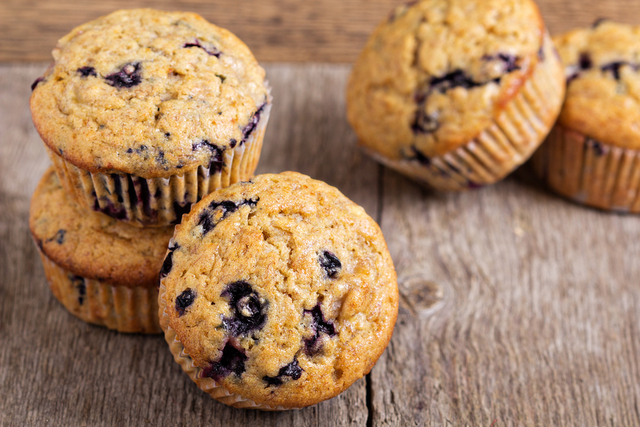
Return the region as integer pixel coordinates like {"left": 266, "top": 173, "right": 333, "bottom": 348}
{"left": 30, "top": 9, "right": 268, "bottom": 178}
{"left": 29, "top": 168, "right": 174, "bottom": 287}
{"left": 554, "top": 21, "right": 640, "bottom": 148}
{"left": 347, "top": 0, "right": 545, "bottom": 160}
{"left": 160, "top": 172, "right": 398, "bottom": 408}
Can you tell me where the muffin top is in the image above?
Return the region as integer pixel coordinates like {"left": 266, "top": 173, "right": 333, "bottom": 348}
{"left": 347, "top": 0, "right": 546, "bottom": 161}
{"left": 30, "top": 168, "right": 174, "bottom": 287}
{"left": 159, "top": 172, "right": 398, "bottom": 408}
{"left": 30, "top": 9, "right": 269, "bottom": 178}
{"left": 554, "top": 21, "right": 640, "bottom": 148}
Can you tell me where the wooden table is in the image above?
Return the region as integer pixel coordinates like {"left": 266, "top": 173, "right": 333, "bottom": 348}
{"left": 2, "top": 2, "right": 640, "bottom": 426}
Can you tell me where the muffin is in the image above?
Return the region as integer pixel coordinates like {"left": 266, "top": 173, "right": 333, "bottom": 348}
{"left": 30, "top": 9, "right": 271, "bottom": 226}
{"left": 347, "top": 0, "right": 565, "bottom": 190}
{"left": 30, "top": 168, "right": 174, "bottom": 333}
{"left": 158, "top": 172, "right": 398, "bottom": 409}
{"left": 532, "top": 21, "right": 640, "bottom": 212}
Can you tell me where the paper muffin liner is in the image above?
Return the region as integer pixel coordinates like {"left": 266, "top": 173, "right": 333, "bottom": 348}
{"left": 158, "top": 279, "right": 292, "bottom": 411}
{"left": 372, "top": 32, "right": 564, "bottom": 191}
{"left": 531, "top": 125, "right": 640, "bottom": 212}
{"left": 48, "top": 91, "right": 272, "bottom": 227}
{"left": 39, "top": 250, "right": 161, "bottom": 334}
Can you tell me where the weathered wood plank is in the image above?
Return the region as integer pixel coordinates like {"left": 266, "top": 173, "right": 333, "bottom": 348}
{"left": 372, "top": 167, "right": 640, "bottom": 426}
{"left": 1, "top": 0, "right": 640, "bottom": 63}
{"left": 0, "top": 63, "right": 374, "bottom": 426}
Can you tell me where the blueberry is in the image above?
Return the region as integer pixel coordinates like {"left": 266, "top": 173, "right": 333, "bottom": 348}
{"left": 175, "top": 288, "right": 196, "bottom": 316}
{"left": 412, "top": 108, "right": 439, "bottom": 134}
{"left": 587, "top": 138, "right": 606, "bottom": 156}
{"left": 221, "top": 281, "right": 268, "bottom": 336}
{"left": 431, "top": 70, "right": 482, "bottom": 92}
{"left": 263, "top": 358, "right": 303, "bottom": 387}
{"left": 31, "top": 77, "right": 44, "bottom": 91}
{"left": 580, "top": 53, "right": 593, "bottom": 71}
{"left": 601, "top": 61, "right": 627, "bottom": 80}
{"left": 192, "top": 140, "right": 225, "bottom": 173}
{"left": 303, "top": 303, "right": 336, "bottom": 356}
{"left": 198, "top": 198, "right": 259, "bottom": 235}
{"left": 410, "top": 146, "right": 431, "bottom": 166}
{"left": 92, "top": 198, "right": 128, "bottom": 220}
{"left": 467, "top": 180, "right": 484, "bottom": 189}
{"left": 538, "top": 46, "right": 545, "bottom": 62}
{"left": 592, "top": 18, "right": 609, "bottom": 28}
{"left": 229, "top": 139, "right": 238, "bottom": 148}
{"left": 105, "top": 63, "right": 142, "bottom": 88}
{"left": 77, "top": 66, "right": 97, "bottom": 77}
{"left": 159, "top": 243, "right": 180, "bottom": 280}
{"left": 201, "top": 342, "right": 247, "bottom": 381}
{"left": 51, "top": 229, "right": 66, "bottom": 244}
{"left": 319, "top": 251, "right": 341, "bottom": 279}
{"left": 183, "top": 39, "right": 221, "bottom": 58}
{"left": 239, "top": 104, "right": 266, "bottom": 146}
{"left": 70, "top": 275, "right": 86, "bottom": 305}
{"left": 172, "top": 202, "right": 192, "bottom": 224}
{"left": 483, "top": 54, "right": 520, "bottom": 73}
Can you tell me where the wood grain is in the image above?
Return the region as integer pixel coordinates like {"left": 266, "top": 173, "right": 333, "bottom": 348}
{"left": 1, "top": 0, "right": 640, "bottom": 63}
{"left": 2, "top": 62, "right": 640, "bottom": 426}
{"left": 0, "top": 63, "right": 373, "bottom": 427}
{"left": 373, "top": 169, "right": 640, "bottom": 426}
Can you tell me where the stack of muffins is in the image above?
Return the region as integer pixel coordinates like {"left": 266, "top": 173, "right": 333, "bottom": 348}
{"left": 28, "top": 9, "right": 273, "bottom": 334}
{"left": 28, "top": 8, "right": 400, "bottom": 410}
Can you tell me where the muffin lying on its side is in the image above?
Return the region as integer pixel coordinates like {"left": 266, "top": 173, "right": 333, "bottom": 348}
{"left": 30, "top": 9, "right": 271, "bottom": 226}
{"left": 159, "top": 172, "right": 398, "bottom": 409}
{"left": 347, "top": 0, "right": 565, "bottom": 190}
{"left": 532, "top": 20, "right": 640, "bottom": 212}
{"left": 30, "top": 168, "right": 174, "bottom": 334}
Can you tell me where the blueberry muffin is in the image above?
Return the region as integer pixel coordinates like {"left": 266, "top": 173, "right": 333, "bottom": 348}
{"left": 30, "top": 168, "right": 174, "bottom": 333}
{"left": 532, "top": 21, "right": 640, "bottom": 212}
{"left": 158, "top": 172, "right": 398, "bottom": 409}
{"left": 347, "top": 0, "right": 565, "bottom": 190}
{"left": 30, "top": 9, "right": 271, "bottom": 226}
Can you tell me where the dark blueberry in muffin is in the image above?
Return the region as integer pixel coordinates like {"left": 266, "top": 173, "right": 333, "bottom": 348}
{"left": 240, "top": 103, "right": 266, "bottom": 146}
{"left": 319, "top": 251, "right": 341, "bottom": 279}
{"left": 70, "top": 275, "right": 86, "bottom": 305}
{"left": 483, "top": 54, "right": 521, "bottom": 73}
{"left": 592, "top": 18, "right": 609, "bottom": 28}
{"left": 580, "top": 53, "right": 593, "bottom": 71}
{"left": 51, "top": 229, "right": 66, "bottom": 244}
{"left": 601, "top": 61, "right": 627, "bottom": 80}
{"left": 201, "top": 342, "right": 247, "bottom": 381}
{"left": 412, "top": 109, "right": 440, "bottom": 134}
{"left": 31, "top": 77, "right": 44, "bottom": 91}
{"left": 192, "top": 140, "right": 225, "bottom": 172}
{"left": 172, "top": 202, "right": 192, "bottom": 223}
{"left": 93, "top": 198, "right": 128, "bottom": 220}
{"left": 198, "top": 198, "right": 259, "bottom": 235}
{"left": 105, "top": 63, "right": 142, "bottom": 88}
{"left": 431, "top": 70, "right": 482, "bottom": 92}
{"left": 538, "top": 46, "right": 545, "bottom": 62}
{"left": 263, "top": 358, "right": 303, "bottom": 387}
{"left": 77, "top": 66, "right": 97, "bottom": 77}
{"left": 183, "top": 39, "right": 221, "bottom": 58}
{"left": 587, "top": 138, "right": 606, "bottom": 156}
{"left": 222, "top": 281, "right": 268, "bottom": 336}
{"left": 175, "top": 288, "right": 196, "bottom": 316}
{"left": 160, "top": 243, "right": 180, "bottom": 280}
{"left": 410, "top": 146, "right": 431, "bottom": 165}
{"left": 303, "top": 303, "right": 336, "bottom": 356}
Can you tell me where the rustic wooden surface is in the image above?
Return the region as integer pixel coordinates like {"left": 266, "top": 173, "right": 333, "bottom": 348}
{"left": 1, "top": 0, "right": 640, "bottom": 63}
{"left": 1, "top": 63, "right": 640, "bottom": 426}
